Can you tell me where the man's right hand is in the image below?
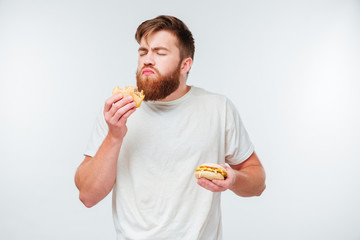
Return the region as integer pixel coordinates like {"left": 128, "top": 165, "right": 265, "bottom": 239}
{"left": 104, "top": 93, "right": 137, "bottom": 140}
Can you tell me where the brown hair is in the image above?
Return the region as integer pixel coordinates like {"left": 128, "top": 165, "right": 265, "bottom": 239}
{"left": 135, "top": 15, "right": 195, "bottom": 61}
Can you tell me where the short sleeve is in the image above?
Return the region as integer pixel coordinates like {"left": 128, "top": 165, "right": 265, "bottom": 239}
{"left": 84, "top": 109, "right": 108, "bottom": 157}
{"left": 225, "top": 99, "right": 254, "bottom": 165}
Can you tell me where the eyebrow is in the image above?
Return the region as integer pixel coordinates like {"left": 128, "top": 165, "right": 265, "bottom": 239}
{"left": 138, "top": 47, "right": 169, "bottom": 52}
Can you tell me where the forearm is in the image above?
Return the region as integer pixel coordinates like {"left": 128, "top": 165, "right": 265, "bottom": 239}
{"left": 75, "top": 134, "right": 123, "bottom": 207}
{"left": 230, "top": 166, "right": 266, "bottom": 197}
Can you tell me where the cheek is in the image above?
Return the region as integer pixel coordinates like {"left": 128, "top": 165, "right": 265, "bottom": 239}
{"left": 137, "top": 59, "right": 143, "bottom": 69}
{"left": 159, "top": 58, "right": 179, "bottom": 73}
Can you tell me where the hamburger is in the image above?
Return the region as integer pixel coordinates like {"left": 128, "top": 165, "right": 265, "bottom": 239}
{"left": 112, "top": 86, "right": 145, "bottom": 108}
{"left": 194, "top": 163, "right": 228, "bottom": 180}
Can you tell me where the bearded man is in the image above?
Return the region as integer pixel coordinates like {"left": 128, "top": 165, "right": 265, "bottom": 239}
{"left": 75, "top": 15, "right": 266, "bottom": 240}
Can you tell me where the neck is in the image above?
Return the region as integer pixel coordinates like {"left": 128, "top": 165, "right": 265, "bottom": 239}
{"left": 159, "top": 81, "right": 191, "bottom": 102}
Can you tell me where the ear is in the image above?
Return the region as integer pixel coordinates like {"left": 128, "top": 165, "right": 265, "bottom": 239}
{"left": 180, "top": 57, "right": 193, "bottom": 75}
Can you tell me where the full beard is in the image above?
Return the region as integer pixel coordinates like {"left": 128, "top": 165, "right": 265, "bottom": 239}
{"left": 136, "top": 64, "right": 181, "bottom": 101}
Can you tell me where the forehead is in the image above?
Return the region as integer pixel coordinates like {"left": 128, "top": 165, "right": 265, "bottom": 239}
{"left": 140, "top": 30, "right": 179, "bottom": 49}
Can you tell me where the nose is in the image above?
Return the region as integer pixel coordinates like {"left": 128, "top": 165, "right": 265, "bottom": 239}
{"left": 144, "top": 53, "right": 155, "bottom": 66}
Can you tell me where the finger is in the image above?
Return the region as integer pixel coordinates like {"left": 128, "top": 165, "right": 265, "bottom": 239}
{"left": 104, "top": 94, "right": 124, "bottom": 112}
{"left": 202, "top": 181, "right": 226, "bottom": 192}
{"left": 197, "top": 178, "right": 226, "bottom": 192}
{"left": 222, "top": 164, "right": 232, "bottom": 170}
{"left": 117, "top": 107, "right": 136, "bottom": 126}
{"left": 108, "top": 96, "right": 134, "bottom": 117}
{"left": 212, "top": 179, "right": 230, "bottom": 189}
{"left": 220, "top": 164, "right": 232, "bottom": 173}
{"left": 221, "top": 165, "right": 234, "bottom": 178}
{"left": 122, "top": 106, "right": 136, "bottom": 119}
{"left": 111, "top": 101, "right": 136, "bottom": 123}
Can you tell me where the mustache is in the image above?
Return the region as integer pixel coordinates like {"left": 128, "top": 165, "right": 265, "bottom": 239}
{"left": 138, "top": 65, "right": 159, "bottom": 73}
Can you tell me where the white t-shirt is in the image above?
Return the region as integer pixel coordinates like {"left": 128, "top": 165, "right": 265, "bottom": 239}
{"left": 84, "top": 86, "right": 254, "bottom": 240}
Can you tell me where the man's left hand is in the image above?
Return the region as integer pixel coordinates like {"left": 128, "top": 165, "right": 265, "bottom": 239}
{"left": 197, "top": 164, "right": 236, "bottom": 192}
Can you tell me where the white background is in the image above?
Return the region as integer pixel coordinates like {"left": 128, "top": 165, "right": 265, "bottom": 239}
{"left": 1, "top": 0, "right": 359, "bottom": 239}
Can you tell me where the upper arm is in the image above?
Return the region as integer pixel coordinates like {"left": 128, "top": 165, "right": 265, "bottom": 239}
{"left": 224, "top": 98, "right": 255, "bottom": 166}
{"left": 228, "top": 151, "right": 266, "bottom": 196}
{"left": 229, "top": 151, "right": 263, "bottom": 171}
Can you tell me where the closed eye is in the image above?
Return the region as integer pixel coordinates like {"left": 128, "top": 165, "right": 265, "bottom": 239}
{"left": 138, "top": 47, "right": 148, "bottom": 57}
{"left": 153, "top": 47, "right": 169, "bottom": 56}
{"left": 139, "top": 51, "right": 147, "bottom": 56}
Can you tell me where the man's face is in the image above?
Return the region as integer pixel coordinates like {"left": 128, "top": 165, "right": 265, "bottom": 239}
{"left": 136, "top": 30, "right": 182, "bottom": 101}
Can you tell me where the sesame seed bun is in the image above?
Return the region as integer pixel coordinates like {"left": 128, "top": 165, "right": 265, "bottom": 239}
{"left": 195, "top": 170, "right": 225, "bottom": 180}
{"left": 194, "top": 163, "right": 227, "bottom": 180}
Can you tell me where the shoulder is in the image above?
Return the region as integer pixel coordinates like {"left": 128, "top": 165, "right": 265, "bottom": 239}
{"left": 190, "top": 86, "right": 228, "bottom": 105}
{"left": 190, "top": 86, "right": 239, "bottom": 113}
